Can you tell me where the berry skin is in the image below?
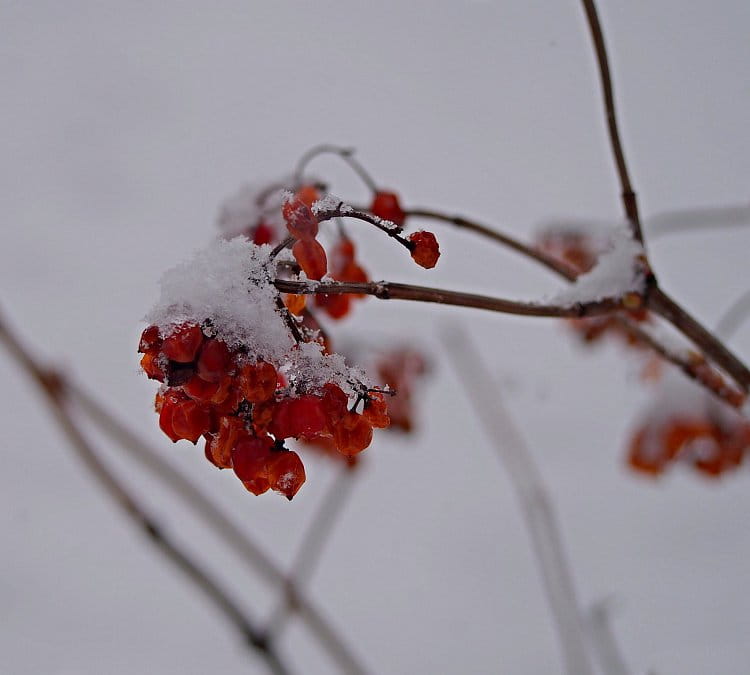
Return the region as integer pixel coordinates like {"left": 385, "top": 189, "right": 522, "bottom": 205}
{"left": 231, "top": 435, "right": 274, "bottom": 482}
{"left": 408, "top": 231, "right": 440, "bottom": 269}
{"left": 204, "top": 415, "right": 246, "bottom": 469}
{"left": 252, "top": 222, "right": 275, "bottom": 245}
{"left": 363, "top": 393, "right": 390, "bottom": 429}
{"left": 240, "top": 361, "right": 277, "bottom": 403}
{"left": 295, "top": 185, "right": 320, "bottom": 208}
{"left": 284, "top": 293, "right": 307, "bottom": 316}
{"left": 333, "top": 411, "right": 373, "bottom": 457}
{"left": 321, "top": 383, "right": 348, "bottom": 427}
{"left": 283, "top": 196, "right": 319, "bottom": 240}
{"left": 139, "top": 325, "right": 162, "bottom": 353}
{"left": 315, "top": 292, "right": 351, "bottom": 320}
{"left": 292, "top": 238, "right": 328, "bottom": 280}
{"left": 268, "top": 450, "right": 306, "bottom": 500}
{"left": 140, "top": 352, "right": 166, "bottom": 382}
{"left": 196, "top": 339, "right": 231, "bottom": 382}
{"left": 158, "top": 389, "right": 189, "bottom": 443}
{"left": 370, "top": 191, "right": 406, "bottom": 226}
{"left": 171, "top": 399, "right": 211, "bottom": 444}
{"left": 270, "top": 395, "right": 327, "bottom": 440}
{"left": 162, "top": 323, "right": 204, "bottom": 363}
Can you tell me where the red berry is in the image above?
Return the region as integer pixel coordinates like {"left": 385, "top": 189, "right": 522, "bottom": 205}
{"left": 268, "top": 450, "right": 306, "bottom": 499}
{"left": 171, "top": 400, "right": 211, "bottom": 443}
{"left": 197, "top": 339, "right": 231, "bottom": 382}
{"left": 284, "top": 293, "right": 307, "bottom": 316}
{"left": 158, "top": 389, "right": 189, "bottom": 443}
{"left": 315, "top": 292, "right": 351, "bottom": 320}
{"left": 231, "top": 435, "right": 274, "bottom": 482}
{"left": 371, "top": 191, "right": 405, "bottom": 226}
{"left": 140, "top": 352, "right": 166, "bottom": 382}
{"left": 183, "top": 374, "right": 221, "bottom": 402}
{"left": 321, "top": 383, "right": 348, "bottom": 426}
{"left": 295, "top": 185, "right": 320, "bottom": 208}
{"left": 139, "top": 325, "right": 162, "bottom": 353}
{"left": 333, "top": 411, "right": 373, "bottom": 457}
{"left": 270, "top": 395, "right": 327, "bottom": 440}
{"left": 205, "top": 415, "right": 246, "bottom": 468}
{"left": 363, "top": 393, "right": 390, "bottom": 429}
{"left": 240, "top": 361, "right": 277, "bottom": 403}
{"left": 162, "top": 323, "right": 204, "bottom": 363}
{"left": 283, "top": 196, "right": 319, "bottom": 240}
{"left": 292, "top": 238, "right": 328, "bottom": 280}
{"left": 252, "top": 222, "right": 275, "bottom": 245}
{"left": 408, "top": 231, "right": 440, "bottom": 269}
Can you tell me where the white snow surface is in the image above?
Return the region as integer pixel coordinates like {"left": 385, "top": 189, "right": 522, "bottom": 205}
{"left": 145, "top": 236, "right": 368, "bottom": 393}
{"left": 549, "top": 226, "right": 646, "bottom": 305}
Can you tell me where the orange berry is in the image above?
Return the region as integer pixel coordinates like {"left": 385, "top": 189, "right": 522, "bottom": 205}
{"left": 240, "top": 361, "right": 277, "bottom": 403}
{"left": 283, "top": 196, "right": 319, "bottom": 239}
{"left": 139, "top": 325, "right": 162, "bottom": 353}
{"left": 140, "top": 352, "right": 165, "bottom": 382}
{"left": 284, "top": 293, "right": 307, "bottom": 315}
{"left": 292, "top": 238, "right": 328, "bottom": 280}
{"left": 333, "top": 411, "right": 373, "bottom": 457}
{"left": 363, "top": 393, "right": 390, "bottom": 429}
{"left": 196, "top": 339, "right": 231, "bottom": 382}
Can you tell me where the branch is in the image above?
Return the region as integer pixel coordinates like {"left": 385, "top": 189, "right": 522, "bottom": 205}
{"left": 265, "top": 465, "right": 359, "bottom": 638}
{"left": 0, "top": 308, "right": 367, "bottom": 675}
{"left": 275, "top": 278, "right": 625, "bottom": 318}
{"left": 648, "top": 287, "right": 750, "bottom": 390}
{"left": 405, "top": 207, "right": 578, "bottom": 281}
{"left": 0, "top": 313, "right": 290, "bottom": 675}
{"left": 443, "top": 326, "right": 594, "bottom": 675}
{"left": 580, "top": 0, "right": 643, "bottom": 243}
{"left": 585, "top": 600, "right": 631, "bottom": 675}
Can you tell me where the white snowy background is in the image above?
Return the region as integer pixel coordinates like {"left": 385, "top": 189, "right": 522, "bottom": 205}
{"left": 1, "top": 1, "right": 749, "bottom": 673}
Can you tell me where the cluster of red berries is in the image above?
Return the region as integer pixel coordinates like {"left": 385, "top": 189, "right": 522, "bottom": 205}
{"left": 139, "top": 321, "right": 390, "bottom": 498}
{"left": 628, "top": 413, "right": 750, "bottom": 478}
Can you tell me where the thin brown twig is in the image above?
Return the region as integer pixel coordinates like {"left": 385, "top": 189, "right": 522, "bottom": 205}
{"left": 405, "top": 208, "right": 578, "bottom": 281}
{"left": 580, "top": 0, "right": 643, "bottom": 243}
{"left": 400, "top": 205, "right": 748, "bottom": 402}
{"left": 0, "top": 314, "right": 291, "bottom": 675}
{"left": 66, "top": 380, "right": 368, "bottom": 675}
{"left": 275, "top": 278, "right": 625, "bottom": 318}
{"left": 265, "top": 465, "right": 358, "bottom": 638}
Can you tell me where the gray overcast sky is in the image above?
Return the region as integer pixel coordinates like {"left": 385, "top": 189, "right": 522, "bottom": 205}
{"left": 2, "top": 2, "right": 749, "bottom": 673}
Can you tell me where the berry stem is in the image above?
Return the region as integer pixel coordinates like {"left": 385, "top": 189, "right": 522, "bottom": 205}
{"left": 275, "top": 278, "right": 626, "bottom": 319}
{"left": 295, "top": 144, "right": 379, "bottom": 193}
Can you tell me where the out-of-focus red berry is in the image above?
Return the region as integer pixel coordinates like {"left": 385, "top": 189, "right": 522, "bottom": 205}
{"left": 292, "top": 239, "right": 328, "bottom": 280}
{"left": 408, "top": 231, "right": 440, "bottom": 269}
{"left": 197, "top": 339, "right": 231, "bottom": 382}
{"left": 370, "top": 191, "right": 405, "bottom": 226}
{"left": 139, "top": 325, "right": 162, "bottom": 353}
{"left": 283, "top": 196, "right": 319, "bottom": 240}
{"left": 162, "top": 323, "right": 204, "bottom": 363}
{"left": 295, "top": 185, "right": 320, "bottom": 208}
{"left": 284, "top": 293, "right": 307, "bottom": 315}
{"left": 252, "top": 222, "right": 275, "bottom": 245}
{"left": 268, "top": 450, "right": 306, "bottom": 499}
{"left": 240, "top": 361, "right": 277, "bottom": 403}
{"left": 334, "top": 411, "right": 373, "bottom": 457}
{"left": 315, "top": 292, "right": 351, "bottom": 320}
